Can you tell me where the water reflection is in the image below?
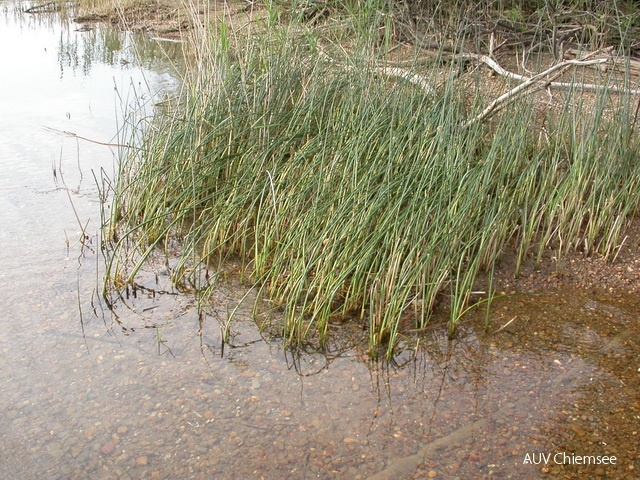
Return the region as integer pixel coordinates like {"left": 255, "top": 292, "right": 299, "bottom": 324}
{"left": 0, "top": 3, "right": 638, "bottom": 480}
{"left": 57, "top": 22, "right": 183, "bottom": 77}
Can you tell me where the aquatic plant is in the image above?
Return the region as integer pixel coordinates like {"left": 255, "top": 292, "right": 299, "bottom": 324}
{"left": 103, "top": 4, "right": 640, "bottom": 357}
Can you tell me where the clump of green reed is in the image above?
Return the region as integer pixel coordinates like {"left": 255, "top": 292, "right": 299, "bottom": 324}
{"left": 103, "top": 16, "right": 640, "bottom": 357}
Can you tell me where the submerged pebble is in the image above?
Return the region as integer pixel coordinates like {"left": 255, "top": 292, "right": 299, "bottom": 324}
{"left": 101, "top": 442, "right": 116, "bottom": 456}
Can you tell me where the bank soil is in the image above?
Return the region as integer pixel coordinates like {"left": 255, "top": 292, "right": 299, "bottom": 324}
{"left": 74, "top": 0, "right": 263, "bottom": 38}
{"left": 488, "top": 218, "right": 640, "bottom": 296}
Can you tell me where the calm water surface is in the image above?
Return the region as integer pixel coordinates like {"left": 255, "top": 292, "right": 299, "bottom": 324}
{"left": 0, "top": 3, "right": 638, "bottom": 479}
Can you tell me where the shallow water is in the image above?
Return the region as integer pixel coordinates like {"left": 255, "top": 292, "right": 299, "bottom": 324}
{"left": 1, "top": 3, "right": 638, "bottom": 480}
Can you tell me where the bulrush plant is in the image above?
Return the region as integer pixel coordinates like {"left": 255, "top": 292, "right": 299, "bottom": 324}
{"left": 103, "top": 7, "right": 640, "bottom": 357}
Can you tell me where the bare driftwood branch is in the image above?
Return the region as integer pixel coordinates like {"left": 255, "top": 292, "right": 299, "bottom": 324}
{"left": 317, "top": 46, "right": 436, "bottom": 95}
{"left": 377, "top": 67, "right": 434, "bottom": 94}
{"left": 566, "top": 48, "right": 640, "bottom": 76}
{"left": 464, "top": 51, "right": 640, "bottom": 95}
{"left": 320, "top": 41, "right": 640, "bottom": 123}
{"left": 462, "top": 57, "right": 609, "bottom": 128}
{"left": 384, "top": 46, "right": 640, "bottom": 96}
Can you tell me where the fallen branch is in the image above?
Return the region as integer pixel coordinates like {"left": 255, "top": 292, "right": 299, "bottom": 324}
{"left": 317, "top": 46, "right": 435, "bottom": 95}
{"left": 378, "top": 66, "right": 434, "bottom": 94}
{"left": 462, "top": 57, "right": 609, "bottom": 128}
{"left": 320, "top": 43, "right": 640, "bottom": 117}
{"left": 464, "top": 51, "right": 640, "bottom": 95}
{"left": 383, "top": 48, "right": 640, "bottom": 97}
